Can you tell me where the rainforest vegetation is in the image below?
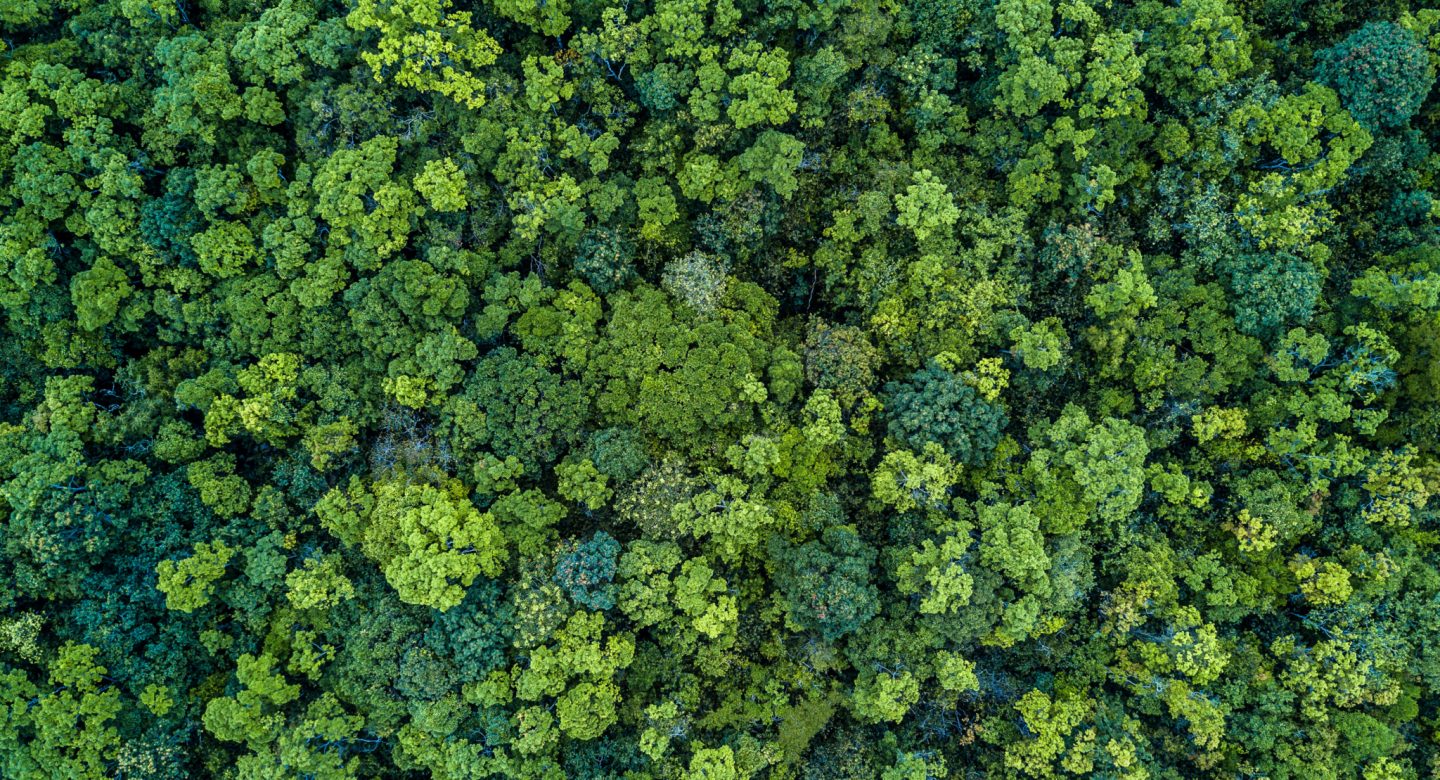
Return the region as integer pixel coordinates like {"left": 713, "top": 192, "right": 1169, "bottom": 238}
{"left": 3, "top": 0, "right": 1440, "bottom": 777}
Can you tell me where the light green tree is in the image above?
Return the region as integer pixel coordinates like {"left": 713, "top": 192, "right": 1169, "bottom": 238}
{"left": 156, "top": 540, "right": 235, "bottom": 612}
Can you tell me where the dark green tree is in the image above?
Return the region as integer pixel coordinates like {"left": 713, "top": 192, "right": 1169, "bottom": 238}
{"left": 885, "top": 362, "right": 1007, "bottom": 466}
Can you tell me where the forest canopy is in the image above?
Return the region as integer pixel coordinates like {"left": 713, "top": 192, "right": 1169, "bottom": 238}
{"left": 2, "top": 0, "right": 1440, "bottom": 778}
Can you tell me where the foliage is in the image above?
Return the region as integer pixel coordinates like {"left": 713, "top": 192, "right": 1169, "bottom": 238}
{"left": 885, "top": 362, "right": 1008, "bottom": 466}
{"left": 554, "top": 531, "right": 622, "bottom": 610}
{"left": 1, "top": 0, "right": 1438, "bottom": 777}
{"left": 1315, "top": 21, "right": 1435, "bottom": 131}
{"left": 316, "top": 477, "right": 506, "bottom": 610}
{"left": 769, "top": 526, "right": 879, "bottom": 641}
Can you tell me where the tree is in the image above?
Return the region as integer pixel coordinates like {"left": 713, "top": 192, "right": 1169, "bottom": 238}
{"left": 1290, "top": 555, "right": 1354, "bottom": 607}
{"left": 316, "top": 477, "right": 506, "bottom": 611}
{"left": 0, "top": 642, "right": 122, "bottom": 778}
{"left": 1005, "top": 689, "right": 1093, "bottom": 776}
{"left": 554, "top": 532, "right": 622, "bottom": 611}
{"left": 286, "top": 554, "right": 355, "bottom": 611}
{"left": 883, "top": 751, "right": 947, "bottom": 780}
{"left": 1141, "top": 0, "right": 1253, "bottom": 103}
{"left": 732, "top": 130, "right": 805, "bottom": 199}
{"left": 616, "top": 539, "right": 685, "bottom": 630}
{"left": 895, "top": 530, "right": 974, "bottom": 615}
{"left": 852, "top": 670, "right": 920, "bottom": 724}
{"left": 725, "top": 42, "right": 797, "bottom": 129}
{"left": 686, "top": 744, "right": 742, "bottom": 779}
{"left": 203, "top": 653, "right": 302, "bottom": 749}
{"left": 894, "top": 170, "right": 959, "bottom": 243}
{"left": 871, "top": 443, "right": 961, "bottom": 514}
{"left": 1035, "top": 404, "right": 1150, "bottom": 532}
{"left": 672, "top": 557, "right": 738, "bottom": 641}
{"left": 662, "top": 252, "right": 729, "bottom": 316}
{"left": 592, "top": 286, "right": 775, "bottom": 450}
{"left": 236, "top": 694, "right": 366, "bottom": 780}
{"left": 1010, "top": 317, "right": 1069, "bottom": 371}
{"left": 636, "top": 177, "right": 680, "bottom": 240}
{"left": 312, "top": 135, "right": 418, "bottom": 273}
{"left": 156, "top": 540, "right": 234, "bottom": 613}
{"left": 1229, "top": 82, "right": 1372, "bottom": 255}
{"left": 574, "top": 227, "right": 636, "bottom": 295}
{"left": 413, "top": 158, "right": 468, "bottom": 212}
{"left": 347, "top": 0, "right": 501, "bottom": 108}
{"left": 489, "top": 488, "right": 567, "bottom": 558}
{"left": 69, "top": 258, "right": 131, "bottom": 331}
{"left": 187, "top": 455, "right": 254, "bottom": 519}
{"left": 556, "top": 458, "right": 613, "bottom": 511}
{"left": 885, "top": 362, "right": 1007, "bottom": 466}
{"left": 514, "top": 612, "right": 634, "bottom": 740}
{"left": 673, "top": 475, "right": 775, "bottom": 563}
{"left": 803, "top": 319, "right": 881, "bottom": 403}
{"left": 231, "top": 0, "right": 315, "bottom": 86}
{"left": 770, "top": 526, "right": 879, "bottom": 641}
{"left": 205, "top": 353, "right": 304, "bottom": 446}
{"left": 1315, "top": 22, "right": 1435, "bottom": 131}
{"left": 442, "top": 347, "right": 589, "bottom": 474}
{"left": 1220, "top": 251, "right": 1323, "bottom": 338}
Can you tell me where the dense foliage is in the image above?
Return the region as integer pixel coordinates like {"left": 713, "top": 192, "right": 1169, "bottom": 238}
{"left": 2, "top": 0, "right": 1440, "bottom": 778}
